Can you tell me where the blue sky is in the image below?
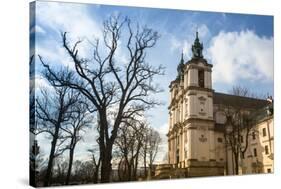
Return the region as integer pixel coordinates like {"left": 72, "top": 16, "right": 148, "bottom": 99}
{"left": 31, "top": 1, "right": 273, "bottom": 162}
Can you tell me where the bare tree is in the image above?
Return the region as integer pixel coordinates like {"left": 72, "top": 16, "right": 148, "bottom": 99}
{"left": 88, "top": 146, "right": 101, "bottom": 183}
{"left": 132, "top": 122, "right": 146, "bottom": 180}
{"left": 69, "top": 160, "right": 97, "bottom": 184}
{"left": 29, "top": 55, "right": 37, "bottom": 186}
{"left": 146, "top": 127, "right": 161, "bottom": 177}
{"left": 36, "top": 83, "right": 79, "bottom": 186}
{"left": 29, "top": 55, "right": 36, "bottom": 132}
{"left": 223, "top": 86, "right": 261, "bottom": 175}
{"left": 39, "top": 15, "right": 164, "bottom": 182}
{"left": 224, "top": 109, "right": 253, "bottom": 175}
{"left": 61, "top": 98, "right": 94, "bottom": 185}
{"left": 30, "top": 139, "right": 42, "bottom": 186}
{"left": 52, "top": 157, "right": 68, "bottom": 184}
{"left": 140, "top": 126, "right": 161, "bottom": 178}
{"left": 141, "top": 128, "right": 148, "bottom": 177}
{"left": 115, "top": 119, "right": 146, "bottom": 181}
{"left": 229, "top": 86, "right": 266, "bottom": 99}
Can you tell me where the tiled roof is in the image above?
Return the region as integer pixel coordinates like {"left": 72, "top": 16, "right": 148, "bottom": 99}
{"left": 214, "top": 92, "right": 268, "bottom": 110}
{"left": 213, "top": 92, "right": 273, "bottom": 132}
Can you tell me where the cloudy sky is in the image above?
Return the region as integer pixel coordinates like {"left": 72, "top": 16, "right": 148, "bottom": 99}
{"left": 31, "top": 1, "right": 273, "bottom": 163}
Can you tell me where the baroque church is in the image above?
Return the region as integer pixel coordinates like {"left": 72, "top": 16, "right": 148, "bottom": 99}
{"left": 166, "top": 32, "right": 274, "bottom": 177}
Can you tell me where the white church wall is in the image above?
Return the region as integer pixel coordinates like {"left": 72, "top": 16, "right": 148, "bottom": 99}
{"left": 188, "top": 95, "right": 196, "bottom": 116}
{"left": 184, "top": 71, "right": 188, "bottom": 89}
{"left": 188, "top": 69, "right": 198, "bottom": 87}
{"left": 187, "top": 128, "right": 192, "bottom": 161}
{"left": 214, "top": 132, "right": 226, "bottom": 163}
{"left": 196, "top": 127, "right": 210, "bottom": 161}
{"left": 188, "top": 92, "right": 213, "bottom": 120}
{"left": 209, "top": 130, "right": 216, "bottom": 160}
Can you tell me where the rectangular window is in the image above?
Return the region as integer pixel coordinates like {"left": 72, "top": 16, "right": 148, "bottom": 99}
{"left": 253, "top": 148, "right": 257, "bottom": 157}
{"left": 252, "top": 132, "right": 256, "bottom": 140}
{"left": 198, "top": 70, "right": 204, "bottom": 88}
{"left": 265, "top": 145, "right": 269, "bottom": 155}
{"left": 262, "top": 128, "right": 267, "bottom": 137}
{"left": 267, "top": 169, "right": 271, "bottom": 173}
{"left": 217, "top": 138, "right": 223, "bottom": 143}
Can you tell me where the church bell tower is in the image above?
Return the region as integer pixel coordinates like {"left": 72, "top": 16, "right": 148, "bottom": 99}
{"left": 168, "top": 32, "right": 224, "bottom": 177}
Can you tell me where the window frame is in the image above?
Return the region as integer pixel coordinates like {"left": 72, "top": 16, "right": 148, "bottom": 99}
{"left": 265, "top": 145, "right": 269, "bottom": 155}
{"left": 262, "top": 128, "right": 267, "bottom": 137}
{"left": 253, "top": 148, "right": 257, "bottom": 157}
{"left": 217, "top": 137, "right": 223, "bottom": 143}
{"left": 198, "top": 69, "right": 204, "bottom": 88}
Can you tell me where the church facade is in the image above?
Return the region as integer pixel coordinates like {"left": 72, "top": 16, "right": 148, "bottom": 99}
{"left": 167, "top": 32, "right": 274, "bottom": 177}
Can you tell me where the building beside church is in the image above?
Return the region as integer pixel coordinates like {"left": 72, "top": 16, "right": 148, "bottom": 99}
{"left": 167, "top": 32, "right": 274, "bottom": 177}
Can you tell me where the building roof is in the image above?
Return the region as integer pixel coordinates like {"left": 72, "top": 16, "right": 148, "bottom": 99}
{"left": 213, "top": 92, "right": 268, "bottom": 110}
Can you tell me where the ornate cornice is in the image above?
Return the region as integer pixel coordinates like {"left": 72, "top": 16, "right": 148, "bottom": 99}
{"left": 169, "top": 87, "right": 213, "bottom": 109}
{"left": 185, "top": 64, "right": 212, "bottom": 72}
{"left": 186, "top": 58, "right": 213, "bottom": 68}
{"left": 185, "top": 86, "right": 214, "bottom": 93}
{"left": 184, "top": 117, "right": 215, "bottom": 124}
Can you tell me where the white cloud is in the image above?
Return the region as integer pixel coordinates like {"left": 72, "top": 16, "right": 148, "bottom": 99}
{"left": 74, "top": 126, "right": 99, "bottom": 161}
{"left": 170, "top": 36, "right": 192, "bottom": 60}
{"left": 34, "top": 74, "right": 49, "bottom": 89}
{"left": 192, "top": 24, "right": 210, "bottom": 40}
{"left": 36, "top": 133, "right": 52, "bottom": 158}
{"left": 154, "top": 122, "right": 168, "bottom": 163}
{"left": 207, "top": 30, "right": 273, "bottom": 84}
{"left": 169, "top": 24, "right": 210, "bottom": 60}
{"left": 36, "top": 1, "right": 102, "bottom": 39}
{"left": 36, "top": 38, "right": 75, "bottom": 68}
{"left": 35, "top": 1, "right": 134, "bottom": 70}
{"left": 157, "top": 122, "right": 168, "bottom": 136}
{"left": 35, "top": 1, "right": 104, "bottom": 69}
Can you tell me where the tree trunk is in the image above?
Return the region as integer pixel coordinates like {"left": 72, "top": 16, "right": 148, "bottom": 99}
{"left": 149, "top": 163, "right": 152, "bottom": 178}
{"left": 43, "top": 132, "right": 58, "bottom": 186}
{"left": 93, "top": 168, "right": 99, "bottom": 183}
{"left": 144, "top": 153, "right": 147, "bottom": 178}
{"left": 128, "top": 157, "right": 135, "bottom": 181}
{"left": 99, "top": 108, "right": 120, "bottom": 183}
{"left": 133, "top": 142, "right": 141, "bottom": 180}
{"left": 118, "top": 158, "right": 123, "bottom": 181}
{"left": 100, "top": 146, "right": 112, "bottom": 183}
{"left": 127, "top": 163, "right": 132, "bottom": 181}
{"left": 65, "top": 147, "right": 74, "bottom": 185}
{"left": 234, "top": 153, "right": 239, "bottom": 175}
{"left": 133, "top": 153, "right": 139, "bottom": 180}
